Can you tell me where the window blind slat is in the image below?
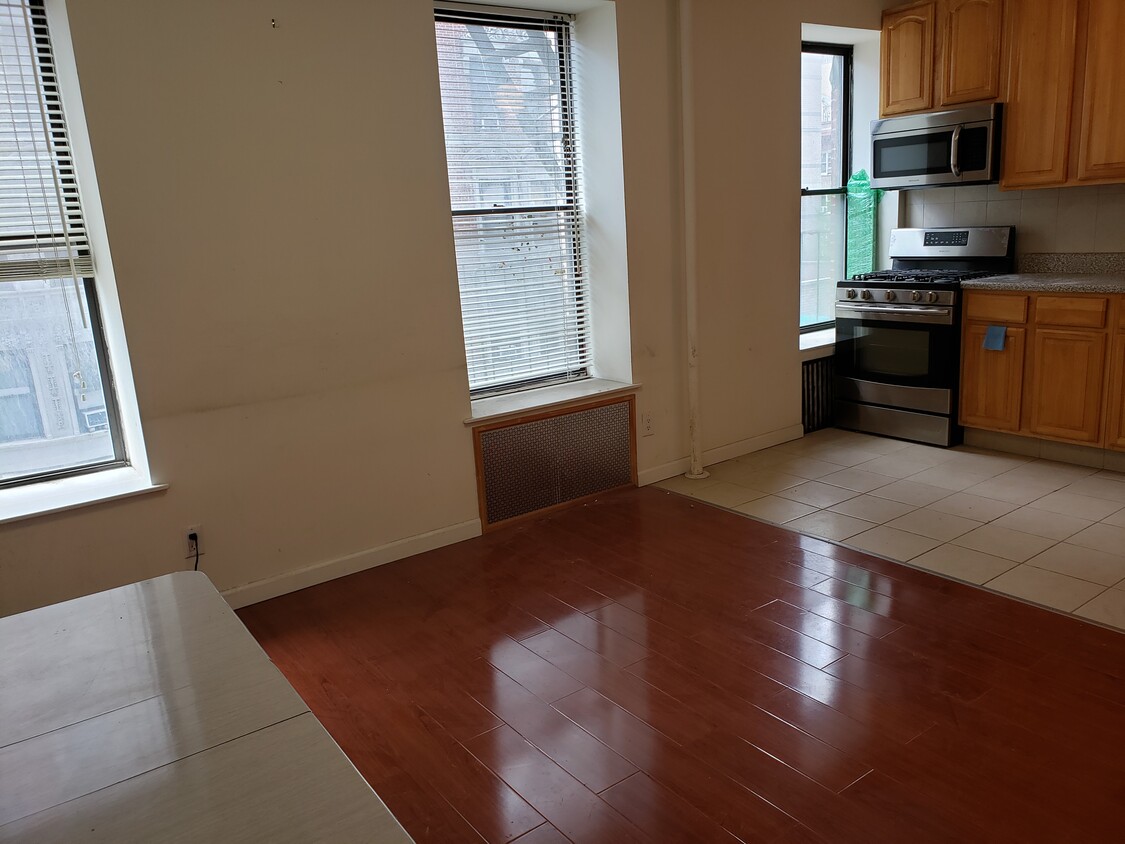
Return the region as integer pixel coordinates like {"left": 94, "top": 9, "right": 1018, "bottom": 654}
{"left": 436, "top": 11, "right": 589, "bottom": 395}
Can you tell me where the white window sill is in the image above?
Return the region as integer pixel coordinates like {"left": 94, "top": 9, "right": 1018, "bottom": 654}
{"left": 466, "top": 378, "right": 639, "bottom": 426}
{"left": 0, "top": 467, "right": 167, "bottom": 526}
{"left": 799, "top": 327, "right": 835, "bottom": 361}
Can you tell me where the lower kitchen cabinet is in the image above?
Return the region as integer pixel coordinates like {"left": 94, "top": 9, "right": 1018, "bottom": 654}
{"left": 1027, "top": 329, "right": 1106, "bottom": 442}
{"left": 1106, "top": 334, "right": 1125, "bottom": 450}
{"left": 961, "top": 322, "right": 1025, "bottom": 430}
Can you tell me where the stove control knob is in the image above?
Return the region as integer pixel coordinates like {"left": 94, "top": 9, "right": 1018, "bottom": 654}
{"left": 845, "top": 288, "right": 857, "bottom": 299}
{"left": 911, "top": 290, "right": 923, "bottom": 302}
{"left": 860, "top": 289, "right": 873, "bottom": 301}
{"left": 885, "top": 290, "right": 897, "bottom": 302}
{"left": 927, "top": 291, "right": 940, "bottom": 304}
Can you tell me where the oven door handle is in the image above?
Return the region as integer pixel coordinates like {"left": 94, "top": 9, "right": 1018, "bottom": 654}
{"left": 836, "top": 304, "right": 955, "bottom": 325}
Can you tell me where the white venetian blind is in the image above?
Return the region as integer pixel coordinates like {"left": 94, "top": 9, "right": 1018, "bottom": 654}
{"left": 435, "top": 5, "right": 590, "bottom": 395}
{"left": 0, "top": 0, "right": 91, "bottom": 285}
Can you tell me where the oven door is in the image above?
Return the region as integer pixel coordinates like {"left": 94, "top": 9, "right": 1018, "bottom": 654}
{"left": 834, "top": 302, "right": 960, "bottom": 391}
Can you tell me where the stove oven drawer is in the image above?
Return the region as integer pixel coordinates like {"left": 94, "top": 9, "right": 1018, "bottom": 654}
{"left": 965, "top": 292, "right": 1027, "bottom": 324}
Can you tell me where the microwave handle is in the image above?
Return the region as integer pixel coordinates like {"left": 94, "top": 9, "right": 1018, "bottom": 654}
{"left": 950, "top": 124, "right": 963, "bottom": 177}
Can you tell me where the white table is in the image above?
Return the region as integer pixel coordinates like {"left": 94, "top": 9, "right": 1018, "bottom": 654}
{"left": 0, "top": 571, "right": 413, "bottom": 842}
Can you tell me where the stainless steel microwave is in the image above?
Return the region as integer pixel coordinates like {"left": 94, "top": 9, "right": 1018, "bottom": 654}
{"left": 870, "top": 103, "right": 1002, "bottom": 190}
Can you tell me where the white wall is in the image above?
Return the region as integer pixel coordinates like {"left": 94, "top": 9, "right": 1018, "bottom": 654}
{"left": 0, "top": 0, "right": 892, "bottom": 617}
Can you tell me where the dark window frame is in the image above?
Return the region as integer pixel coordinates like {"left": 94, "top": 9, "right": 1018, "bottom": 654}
{"left": 800, "top": 41, "right": 853, "bottom": 334}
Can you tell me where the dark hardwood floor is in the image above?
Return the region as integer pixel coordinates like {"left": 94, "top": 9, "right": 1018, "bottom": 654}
{"left": 238, "top": 487, "right": 1125, "bottom": 843}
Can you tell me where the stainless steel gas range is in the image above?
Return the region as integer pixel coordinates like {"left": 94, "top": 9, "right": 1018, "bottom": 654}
{"left": 834, "top": 226, "right": 1015, "bottom": 447}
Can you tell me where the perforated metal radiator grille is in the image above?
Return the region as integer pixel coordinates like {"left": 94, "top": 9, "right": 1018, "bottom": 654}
{"left": 802, "top": 356, "right": 835, "bottom": 433}
{"left": 476, "top": 398, "right": 635, "bottom": 527}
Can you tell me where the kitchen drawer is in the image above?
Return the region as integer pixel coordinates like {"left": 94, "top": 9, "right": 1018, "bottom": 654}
{"left": 1035, "top": 296, "right": 1107, "bottom": 329}
{"left": 965, "top": 293, "right": 1028, "bottom": 323}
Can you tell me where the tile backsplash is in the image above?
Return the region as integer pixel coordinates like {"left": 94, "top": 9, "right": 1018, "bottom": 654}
{"left": 903, "top": 183, "right": 1125, "bottom": 254}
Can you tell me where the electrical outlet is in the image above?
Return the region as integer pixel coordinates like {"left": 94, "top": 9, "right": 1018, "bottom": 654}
{"left": 640, "top": 411, "right": 655, "bottom": 437}
{"left": 183, "top": 525, "right": 204, "bottom": 559}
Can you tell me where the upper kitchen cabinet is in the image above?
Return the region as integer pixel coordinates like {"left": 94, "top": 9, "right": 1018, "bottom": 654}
{"left": 937, "top": 0, "right": 1004, "bottom": 106}
{"left": 880, "top": 0, "right": 1003, "bottom": 117}
{"left": 881, "top": 2, "right": 935, "bottom": 115}
{"left": 1001, "top": 0, "right": 1125, "bottom": 189}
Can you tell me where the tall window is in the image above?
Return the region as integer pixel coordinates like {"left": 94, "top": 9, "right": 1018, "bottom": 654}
{"left": 435, "top": 6, "right": 589, "bottom": 397}
{"left": 1, "top": 0, "right": 125, "bottom": 486}
{"left": 800, "top": 43, "right": 852, "bottom": 331}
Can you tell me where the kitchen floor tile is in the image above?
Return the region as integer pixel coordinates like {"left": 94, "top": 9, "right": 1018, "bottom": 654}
{"left": 1066, "top": 522, "right": 1125, "bottom": 556}
{"left": 1102, "top": 508, "right": 1125, "bottom": 528}
{"left": 1063, "top": 476, "right": 1125, "bottom": 503}
{"left": 884, "top": 509, "right": 983, "bottom": 542}
{"left": 735, "top": 495, "right": 818, "bottom": 525}
{"left": 989, "top": 507, "right": 1094, "bottom": 541}
{"left": 998, "top": 459, "right": 1099, "bottom": 485}
{"left": 803, "top": 444, "right": 893, "bottom": 466}
{"left": 925, "top": 492, "right": 1019, "bottom": 522}
{"left": 1075, "top": 589, "right": 1125, "bottom": 630}
{"left": 730, "top": 448, "right": 792, "bottom": 470}
{"left": 766, "top": 457, "right": 843, "bottom": 481}
{"left": 905, "top": 464, "right": 996, "bottom": 492}
{"left": 951, "top": 525, "right": 1056, "bottom": 563}
{"left": 817, "top": 467, "right": 897, "bottom": 493}
{"left": 857, "top": 453, "right": 946, "bottom": 479}
{"left": 943, "top": 450, "right": 1032, "bottom": 475}
{"left": 655, "top": 474, "right": 721, "bottom": 496}
{"left": 846, "top": 526, "right": 942, "bottom": 562}
{"left": 727, "top": 469, "right": 808, "bottom": 494}
{"left": 689, "top": 482, "right": 764, "bottom": 509}
{"left": 961, "top": 475, "right": 1065, "bottom": 505}
{"left": 909, "top": 545, "right": 1019, "bottom": 585}
{"left": 1024, "top": 543, "right": 1125, "bottom": 587}
{"left": 777, "top": 481, "right": 858, "bottom": 509}
{"left": 985, "top": 565, "right": 1106, "bottom": 613}
{"left": 1026, "top": 491, "right": 1124, "bottom": 521}
{"left": 828, "top": 494, "right": 917, "bottom": 524}
{"left": 785, "top": 511, "right": 877, "bottom": 542}
{"left": 869, "top": 480, "right": 952, "bottom": 507}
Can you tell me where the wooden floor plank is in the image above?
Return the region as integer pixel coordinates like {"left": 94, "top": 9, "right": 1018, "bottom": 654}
{"left": 238, "top": 486, "right": 1125, "bottom": 844}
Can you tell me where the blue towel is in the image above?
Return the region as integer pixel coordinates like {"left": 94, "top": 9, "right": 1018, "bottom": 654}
{"left": 983, "top": 325, "right": 1007, "bottom": 351}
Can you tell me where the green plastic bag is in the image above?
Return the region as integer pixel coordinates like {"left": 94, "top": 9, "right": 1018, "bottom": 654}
{"left": 846, "top": 170, "right": 884, "bottom": 279}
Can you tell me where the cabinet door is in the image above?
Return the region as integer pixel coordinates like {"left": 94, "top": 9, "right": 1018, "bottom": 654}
{"left": 882, "top": 3, "right": 936, "bottom": 115}
{"left": 1000, "top": 0, "right": 1078, "bottom": 188}
{"left": 1028, "top": 328, "right": 1106, "bottom": 442}
{"left": 1106, "top": 334, "right": 1125, "bottom": 451}
{"left": 1075, "top": 0, "right": 1125, "bottom": 183}
{"left": 938, "top": 0, "right": 1003, "bottom": 106}
{"left": 961, "top": 323, "right": 1025, "bottom": 431}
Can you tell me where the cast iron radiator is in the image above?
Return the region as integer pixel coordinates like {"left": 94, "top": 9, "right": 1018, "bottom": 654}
{"left": 802, "top": 356, "right": 835, "bottom": 433}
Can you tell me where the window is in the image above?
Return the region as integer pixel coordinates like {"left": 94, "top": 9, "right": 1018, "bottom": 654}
{"left": 800, "top": 42, "right": 852, "bottom": 331}
{"left": 435, "top": 5, "right": 589, "bottom": 397}
{"left": 1, "top": 0, "right": 125, "bottom": 486}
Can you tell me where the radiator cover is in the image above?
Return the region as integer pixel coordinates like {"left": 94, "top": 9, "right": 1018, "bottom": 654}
{"left": 802, "top": 356, "right": 835, "bottom": 433}
{"left": 474, "top": 396, "right": 636, "bottom": 528}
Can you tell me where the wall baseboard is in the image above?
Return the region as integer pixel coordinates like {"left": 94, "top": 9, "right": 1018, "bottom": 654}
{"left": 221, "top": 519, "right": 483, "bottom": 609}
{"left": 637, "top": 423, "right": 804, "bottom": 486}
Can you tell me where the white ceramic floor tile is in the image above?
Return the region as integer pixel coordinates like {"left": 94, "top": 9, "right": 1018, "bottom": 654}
{"left": 1024, "top": 542, "right": 1125, "bottom": 587}
{"left": 1102, "top": 508, "right": 1125, "bottom": 529}
{"left": 985, "top": 565, "right": 1106, "bottom": 612}
{"left": 1075, "top": 589, "right": 1125, "bottom": 630}
{"left": 1026, "top": 491, "right": 1124, "bottom": 521}
{"left": 846, "top": 525, "right": 942, "bottom": 562}
{"left": 766, "top": 456, "right": 843, "bottom": 480}
{"left": 951, "top": 524, "right": 1056, "bottom": 562}
{"left": 906, "top": 464, "right": 997, "bottom": 492}
{"left": 1063, "top": 476, "right": 1125, "bottom": 503}
{"left": 785, "top": 511, "right": 877, "bottom": 542}
{"left": 869, "top": 479, "right": 952, "bottom": 507}
{"left": 926, "top": 492, "right": 1019, "bottom": 522}
{"left": 856, "top": 453, "right": 944, "bottom": 479}
{"left": 735, "top": 495, "right": 818, "bottom": 524}
{"left": 1066, "top": 522, "right": 1125, "bottom": 556}
{"left": 944, "top": 450, "right": 1033, "bottom": 475}
{"left": 727, "top": 468, "right": 808, "bottom": 494}
{"left": 655, "top": 474, "right": 722, "bottom": 496}
{"left": 990, "top": 507, "right": 1094, "bottom": 541}
{"left": 691, "top": 482, "right": 765, "bottom": 509}
{"left": 801, "top": 443, "right": 891, "bottom": 467}
{"left": 999, "top": 459, "right": 1099, "bottom": 485}
{"left": 730, "top": 448, "right": 792, "bottom": 470}
{"left": 817, "top": 467, "right": 897, "bottom": 493}
{"left": 896, "top": 443, "right": 963, "bottom": 465}
{"left": 777, "top": 481, "right": 858, "bottom": 509}
{"left": 962, "top": 475, "right": 1065, "bottom": 505}
{"left": 910, "top": 545, "right": 1019, "bottom": 585}
{"left": 884, "top": 509, "right": 983, "bottom": 542}
{"left": 828, "top": 494, "right": 917, "bottom": 524}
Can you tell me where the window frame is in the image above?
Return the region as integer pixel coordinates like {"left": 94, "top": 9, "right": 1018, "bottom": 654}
{"left": 435, "top": 5, "right": 591, "bottom": 399}
{"left": 799, "top": 41, "right": 853, "bottom": 334}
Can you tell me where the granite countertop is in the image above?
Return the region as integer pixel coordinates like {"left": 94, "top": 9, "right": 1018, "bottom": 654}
{"left": 963, "top": 273, "right": 1125, "bottom": 294}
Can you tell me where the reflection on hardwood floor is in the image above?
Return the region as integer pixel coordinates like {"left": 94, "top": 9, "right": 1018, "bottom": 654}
{"left": 238, "top": 487, "right": 1125, "bottom": 844}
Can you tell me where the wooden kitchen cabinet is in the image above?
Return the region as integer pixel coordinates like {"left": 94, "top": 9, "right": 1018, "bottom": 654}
{"left": 961, "top": 321, "right": 1026, "bottom": 431}
{"left": 937, "top": 0, "right": 1004, "bottom": 106}
{"left": 1105, "top": 334, "right": 1125, "bottom": 450}
{"left": 1027, "top": 329, "right": 1106, "bottom": 442}
{"left": 881, "top": 2, "right": 935, "bottom": 115}
{"left": 1075, "top": 0, "right": 1125, "bottom": 183}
